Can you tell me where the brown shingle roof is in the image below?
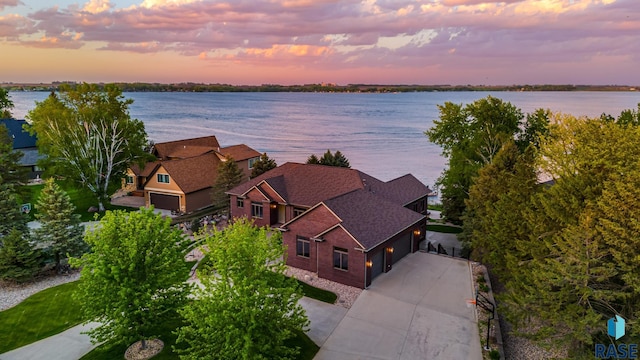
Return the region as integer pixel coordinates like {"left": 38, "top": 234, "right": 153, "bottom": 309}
{"left": 228, "top": 163, "right": 366, "bottom": 206}
{"left": 376, "top": 174, "right": 431, "bottom": 205}
{"left": 153, "top": 136, "right": 220, "bottom": 160}
{"left": 131, "top": 161, "right": 160, "bottom": 177}
{"left": 322, "top": 189, "right": 425, "bottom": 250}
{"left": 220, "top": 144, "right": 261, "bottom": 161}
{"left": 155, "top": 153, "right": 221, "bottom": 194}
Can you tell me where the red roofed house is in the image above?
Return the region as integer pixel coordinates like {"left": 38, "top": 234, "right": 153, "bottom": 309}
{"left": 226, "top": 163, "right": 431, "bottom": 288}
{"left": 122, "top": 135, "right": 260, "bottom": 213}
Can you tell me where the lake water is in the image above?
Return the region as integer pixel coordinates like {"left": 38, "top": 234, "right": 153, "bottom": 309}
{"left": 8, "top": 91, "right": 640, "bottom": 189}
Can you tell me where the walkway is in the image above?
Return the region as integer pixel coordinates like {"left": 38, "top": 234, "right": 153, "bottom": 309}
{"left": 314, "top": 252, "right": 482, "bottom": 360}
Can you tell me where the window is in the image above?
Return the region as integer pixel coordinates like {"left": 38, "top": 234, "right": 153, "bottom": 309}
{"left": 236, "top": 198, "right": 244, "bottom": 208}
{"left": 126, "top": 176, "right": 134, "bottom": 184}
{"left": 248, "top": 157, "right": 258, "bottom": 169}
{"left": 157, "top": 174, "right": 170, "bottom": 183}
{"left": 293, "top": 207, "right": 306, "bottom": 217}
{"left": 296, "top": 236, "right": 310, "bottom": 258}
{"left": 251, "top": 202, "right": 263, "bottom": 218}
{"left": 333, "top": 247, "right": 348, "bottom": 271}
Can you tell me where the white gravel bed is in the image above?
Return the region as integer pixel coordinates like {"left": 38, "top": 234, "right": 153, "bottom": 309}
{"left": 0, "top": 271, "right": 80, "bottom": 311}
{"left": 285, "top": 266, "right": 362, "bottom": 309}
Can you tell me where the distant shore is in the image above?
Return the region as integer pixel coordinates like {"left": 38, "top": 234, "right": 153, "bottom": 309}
{"left": 1, "top": 82, "right": 638, "bottom": 93}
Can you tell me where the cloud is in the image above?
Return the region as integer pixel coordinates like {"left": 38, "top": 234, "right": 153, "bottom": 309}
{"left": 0, "top": 0, "right": 21, "bottom": 12}
{"left": 1, "top": 0, "right": 638, "bottom": 83}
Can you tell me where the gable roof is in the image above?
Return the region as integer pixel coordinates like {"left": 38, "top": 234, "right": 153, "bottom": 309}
{"left": 228, "top": 163, "right": 366, "bottom": 206}
{"left": 1, "top": 119, "right": 37, "bottom": 149}
{"left": 153, "top": 135, "right": 221, "bottom": 160}
{"left": 375, "top": 174, "right": 432, "bottom": 205}
{"left": 220, "top": 144, "right": 261, "bottom": 161}
{"left": 148, "top": 153, "right": 221, "bottom": 194}
{"left": 322, "top": 190, "right": 425, "bottom": 250}
{"left": 131, "top": 161, "right": 160, "bottom": 177}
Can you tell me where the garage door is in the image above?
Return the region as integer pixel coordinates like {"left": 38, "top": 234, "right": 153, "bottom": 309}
{"left": 370, "top": 250, "right": 385, "bottom": 281}
{"left": 392, "top": 233, "right": 412, "bottom": 264}
{"left": 150, "top": 193, "right": 180, "bottom": 211}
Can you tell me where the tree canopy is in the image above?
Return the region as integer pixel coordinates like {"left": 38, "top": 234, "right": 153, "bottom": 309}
{"left": 306, "top": 149, "right": 350, "bottom": 168}
{"left": 211, "top": 157, "right": 245, "bottom": 209}
{"left": 0, "top": 124, "right": 28, "bottom": 189}
{"left": 26, "top": 83, "right": 150, "bottom": 211}
{"left": 425, "top": 96, "right": 549, "bottom": 223}
{"left": 175, "top": 218, "right": 308, "bottom": 360}
{"left": 0, "top": 88, "right": 13, "bottom": 118}
{"left": 71, "top": 207, "right": 190, "bottom": 350}
{"left": 250, "top": 152, "right": 277, "bottom": 178}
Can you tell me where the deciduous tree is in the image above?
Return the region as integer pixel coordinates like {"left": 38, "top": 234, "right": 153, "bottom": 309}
{"left": 71, "top": 207, "right": 190, "bottom": 350}
{"left": 34, "top": 179, "right": 87, "bottom": 273}
{"left": 175, "top": 218, "right": 308, "bottom": 360}
{"left": 250, "top": 152, "right": 277, "bottom": 178}
{"left": 0, "top": 88, "right": 13, "bottom": 118}
{"left": 26, "top": 84, "right": 149, "bottom": 211}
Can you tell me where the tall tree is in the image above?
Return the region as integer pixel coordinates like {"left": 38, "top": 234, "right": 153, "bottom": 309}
{"left": 211, "top": 157, "right": 244, "bottom": 209}
{"left": 70, "top": 208, "right": 190, "bottom": 351}
{"left": 0, "top": 181, "right": 28, "bottom": 238}
{"left": 0, "top": 228, "right": 40, "bottom": 283}
{"left": 0, "top": 124, "right": 28, "bottom": 188}
{"left": 34, "top": 179, "right": 87, "bottom": 273}
{"left": 26, "top": 84, "right": 150, "bottom": 211}
{"left": 250, "top": 152, "right": 277, "bottom": 178}
{"left": 0, "top": 88, "right": 13, "bottom": 118}
{"left": 175, "top": 218, "right": 308, "bottom": 360}
{"left": 425, "top": 96, "right": 547, "bottom": 223}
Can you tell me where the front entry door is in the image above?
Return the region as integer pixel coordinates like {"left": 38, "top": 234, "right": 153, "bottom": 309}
{"left": 278, "top": 205, "right": 286, "bottom": 224}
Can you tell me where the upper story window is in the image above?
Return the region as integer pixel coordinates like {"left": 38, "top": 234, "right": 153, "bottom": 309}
{"left": 251, "top": 202, "right": 263, "bottom": 218}
{"left": 157, "top": 174, "right": 170, "bottom": 183}
{"left": 126, "top": 176, "right": 134, "bottom": 184}
{"left": 236, "top": 198, "right": 244, "bottom": 208}
{"left": 296, "top": 236, "right": 310, "bottom": 258}
{"left": 293, "top": 207, "right": 306, "bottom": 217}
{"left": 333, "top": 247, "right": 348, "bottom": 271}
{"left": 248, "top": 157, "right": 258, "bottom": 169}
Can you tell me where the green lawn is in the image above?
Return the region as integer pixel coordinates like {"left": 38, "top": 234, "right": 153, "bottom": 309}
{"left": 19, "top": 182, "right": 133, "bottom": 222}
{"left": 426, "top": 224, "right": 463, "bottom": 234}
{"left": 0, "top": 281, "right": 86, "bottom": 354}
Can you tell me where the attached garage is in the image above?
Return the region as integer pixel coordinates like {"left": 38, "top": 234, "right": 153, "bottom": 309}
{"left": 392, "top": 233, "right": 412, "bottom": 264}
{"left": 150, "top": 193, "right": 180, "bottom": 211}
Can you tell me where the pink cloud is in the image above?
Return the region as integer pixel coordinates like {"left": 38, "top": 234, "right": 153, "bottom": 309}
{"left": 0, "top": 0, "right": 21, "bottom": 12}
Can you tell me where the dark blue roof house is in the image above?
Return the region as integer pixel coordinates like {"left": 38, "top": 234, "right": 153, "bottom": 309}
{"left": 1, "top": 119, "right": 44, "bottom": 179}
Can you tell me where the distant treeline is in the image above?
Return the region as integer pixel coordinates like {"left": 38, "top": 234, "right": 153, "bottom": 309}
{"left": 1, "top": 82, "right": 638, "bottom": 93}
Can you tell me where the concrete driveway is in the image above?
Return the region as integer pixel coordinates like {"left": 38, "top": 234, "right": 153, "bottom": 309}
{"left": 314, "top": 252, "right": 482, "bottom": 360}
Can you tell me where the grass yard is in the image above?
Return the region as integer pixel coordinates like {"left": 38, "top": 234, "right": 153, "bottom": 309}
{"left": 0, "top": 281, "right": 85, "bottom": 354}
{"left": 19, "top": 182, "right": 133, "bottom": 222}
{"left": 426, "top": 224, "right": 463, "bottom": 234}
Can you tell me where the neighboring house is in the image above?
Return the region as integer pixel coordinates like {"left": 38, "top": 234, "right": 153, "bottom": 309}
{"left": 122, "top": 135, "right": 260, "bottom": 213}
{"left": 0, "top": 119, "right": 43, "bottom": 179}
{"left": 227, "top": 162, "right": 431, "bottom": 288}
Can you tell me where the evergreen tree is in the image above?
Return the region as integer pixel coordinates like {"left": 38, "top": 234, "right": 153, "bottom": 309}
{"left": 211, "top": 157, "right": 244, "bottom": 209}
{"left": 0, "top": 228, "right": 40, "bottom": 283}
{"left": 306, "top": 149, "right": 351, "bottom": 168}
{"left": 176, "top": 218, "right": 308, "bottom": 360}
{"left": 250, "top": 152, "right": 277, "bottom": 178}
{"left": 0, "top": 87, "right": 13, "bottom": 118}
{"left": 35, "top": 179, "right": 87, "bottom": 273}
{"left": 306, "top": 154, "right": 320, "bottom": 164}
{"left": 0, "top": 124, "right": 28, "bottom": 188}
{"left": 0, "top": 181, "right": 28, "bottom": 238}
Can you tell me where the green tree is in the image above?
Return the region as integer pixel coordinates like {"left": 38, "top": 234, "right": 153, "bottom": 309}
{"left": 211, "top": 157, "right": 244, "bottom": 209}
{"left": 306, "top": 149, "right": 351, "bottom": 168}
{"left": 0, "top": 181, "right": 28, "bottom": 238}
{"left": 0, "top": 88, "right": 13, "bottom": 118}
{"left": 26, "top": 84, "right": 150, "bottom": 211}
{"left": 0, "top": 124, "right": 28, "bottom": 189}
{"left": 0, "top": 228, "right": 40, "bottom": 283}
{"left": 34, "top": 179, "right": 87, "bottom": 273}
{"left": 426, "top": 96, "right": 547, "bottom": 223}
{"left": 250, "top": 152, "right": 277, "bottom": 178}
{"left": 175, "top": 218, "right": 308, "bottom": 360}
{"left": 70, "top": 207, "right": 190, "bottom": 351}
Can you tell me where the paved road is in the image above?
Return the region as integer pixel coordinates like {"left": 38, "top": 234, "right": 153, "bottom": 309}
{"left": 314, "top": 252, "right": 482, "bottom": 360}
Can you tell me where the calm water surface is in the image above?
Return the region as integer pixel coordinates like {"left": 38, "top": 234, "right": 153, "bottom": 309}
{"left": 9, "top": 91, "right": 640, "bottom": 188}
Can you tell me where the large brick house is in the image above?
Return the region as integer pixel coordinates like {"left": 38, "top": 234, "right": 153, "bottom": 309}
{"left": 227, "top": 163, "right": 431, "bottom": 288}
{"left": 123, "top": 135, "right": 260, "bottom": 213}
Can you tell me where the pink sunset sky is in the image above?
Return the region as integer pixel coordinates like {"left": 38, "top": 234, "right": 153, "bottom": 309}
{"left": 0, "top": 0, "right": 638, "bottom": 85}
